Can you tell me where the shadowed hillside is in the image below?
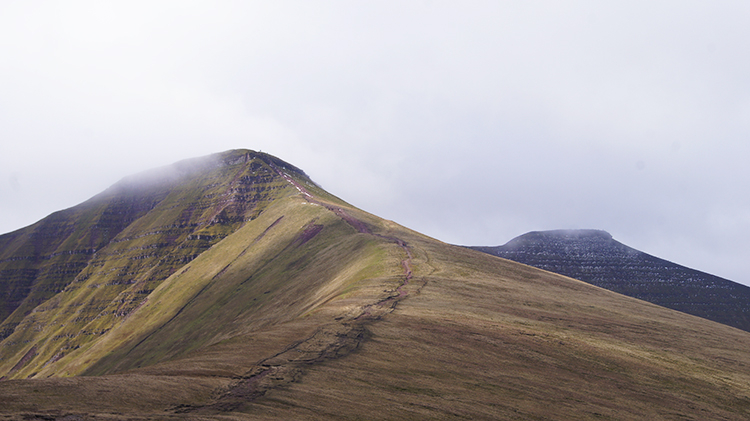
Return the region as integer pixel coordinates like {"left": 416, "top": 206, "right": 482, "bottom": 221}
{"left": 471, "top": 229, "right": 750, "bottom": 332}
{"left": 2, "top": 153, "right": 750, "bottom": 420}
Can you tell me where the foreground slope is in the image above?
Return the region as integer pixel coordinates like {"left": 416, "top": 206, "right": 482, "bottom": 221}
{"left": 247, "top": 239, "right": 750, "bottom": 420}
{"left": 1, "top": 152, "right": 750, "bottom": 420}
{"left": 471, "top": 229, "right": 750, "bottom": 332}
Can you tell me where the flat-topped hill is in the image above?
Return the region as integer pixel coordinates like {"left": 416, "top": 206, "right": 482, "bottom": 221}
{"left": 471, "top": 229, "right": 750, "bottom": 332}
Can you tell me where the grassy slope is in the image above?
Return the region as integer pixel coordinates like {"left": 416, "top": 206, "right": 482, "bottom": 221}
{"left": 229, "top": 219, "right": 750, "bottom": 420}
{"left": 0, "top": 188, "right": 168, "bottom": 341}
{"left": 0, "top": 192, "right": 407, "bottom": 417}
{"left": 76, "top": 194, "right": 394, "bottom": 377}
{"left": 6, "top": 200, "right": 750, "bottom": 420}
{"left": 0, "top": 150, "right": 311, "bottom": 379}
{"left": 2, "top": 153, "right": 750, "bottom": 419}
{"left": 0, "top": 170, "right": 412, "bottom": 419}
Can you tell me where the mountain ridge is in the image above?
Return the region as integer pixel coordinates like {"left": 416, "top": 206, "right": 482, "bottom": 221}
{"left": 2, "top": 151, "right": 750, "bottom": 419}
{"left": 0, "top": 149, "right": 319, "bottom": 377}
{"left": 470, "top": 229, "right": 750, "bottom": 332}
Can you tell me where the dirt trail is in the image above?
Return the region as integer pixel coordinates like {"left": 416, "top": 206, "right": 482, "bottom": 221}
{"left": 271, "top": 163, "right": 371, "bottom": 234}
{"left": 270, "top": 161, "right": 415, "bottom": 308}
{"left": 269, "top": 160, "right": 416, "bottom": 308}
{"left": 178, "top": 162, "right": 422, "bottom": 414}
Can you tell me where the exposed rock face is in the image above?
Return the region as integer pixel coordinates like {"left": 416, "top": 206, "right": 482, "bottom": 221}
{"left": 471, "top": 229, "right": 750, "bottom": 333}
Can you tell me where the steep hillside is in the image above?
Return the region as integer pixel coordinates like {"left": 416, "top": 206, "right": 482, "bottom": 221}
{"left": 2, "top": 153, "right": 750, "bottom": 420}
{"left": 0, "top": 149, "right": 319, "bottom": 378}
{"left": 471, "top": 229, "right": 750, "bottom": 332}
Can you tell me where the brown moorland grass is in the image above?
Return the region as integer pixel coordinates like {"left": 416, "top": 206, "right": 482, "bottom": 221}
{"left": 8, "top": 205, "right": 743, "bottom": 420}
{"left": 2, "top": 152, "right": 750, "bottom": 419}
{"left": 226, "top": 218, "right": 750, "bottom": 420}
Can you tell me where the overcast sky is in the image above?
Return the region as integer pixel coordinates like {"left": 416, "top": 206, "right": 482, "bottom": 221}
{"left": 2, "top": 1, "right": 750, "bottom": 285}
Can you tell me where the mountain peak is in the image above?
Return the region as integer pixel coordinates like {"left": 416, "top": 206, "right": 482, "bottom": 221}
{"left": 5, "top": 152, "right": 750, "bottom": 419}
{"left": 535, "top": 228, "right": 612, "bottom": 238}
{"left": 497, "top": 229, "right": 615, "bottom": 254}
{"left": 514, "top": 229, "right": 613, "bottom": 241}
{"left": 471, "top": 229, "right": 750, "bottom": 332}
{"left": 0, "top": 150, "right": 318, "bottom": 352}
{"left": 106, "top": 149, "right": 308, "bottom": 194}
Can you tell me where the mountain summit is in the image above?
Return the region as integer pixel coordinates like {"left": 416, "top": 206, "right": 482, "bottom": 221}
{"left": 0, "top": 150, "right": 307, "bottom": 344}
{"left": 2, "top": 151, "right": 750, "bottom": 419}
{"left": 471, "top": 229, "right": 750, "bottom": 332}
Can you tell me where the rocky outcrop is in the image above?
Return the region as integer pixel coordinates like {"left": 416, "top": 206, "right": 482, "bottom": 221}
{"left": 471, "top": 230, "right": 750, "bottom": 333}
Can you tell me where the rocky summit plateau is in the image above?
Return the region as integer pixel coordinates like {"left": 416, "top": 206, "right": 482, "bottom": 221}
{"left": 470, "top": 229, "right": 750, "bottom": 333}
{"left": 1, "top": 150, "right": 750, "bottom": 420}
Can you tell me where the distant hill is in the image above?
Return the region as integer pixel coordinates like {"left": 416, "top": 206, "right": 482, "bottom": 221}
{"left": 470, "top": 229, "right": 750, "bottom": 332}
{"left": 3, "top": 153, "right": 750, "bottom": 419}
